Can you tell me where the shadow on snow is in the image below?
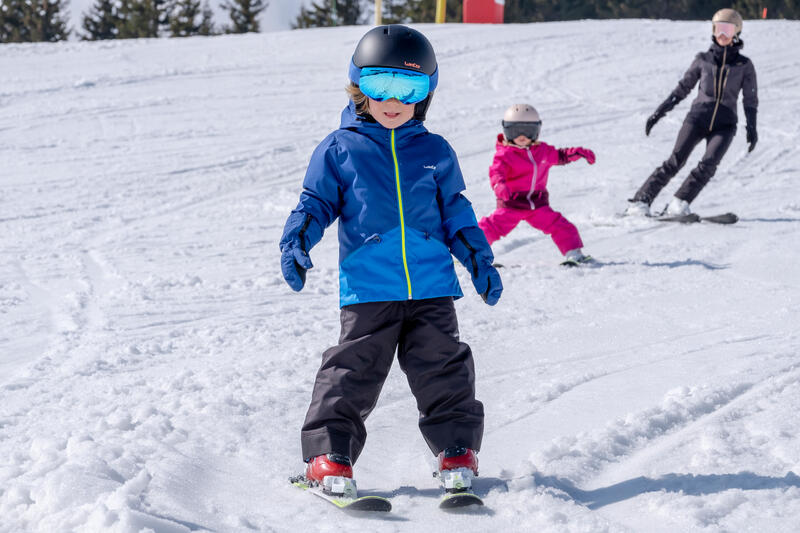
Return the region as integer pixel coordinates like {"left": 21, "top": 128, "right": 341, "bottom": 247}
{"left": 533, "top": 471, "right": 800, "bottom": 509}
{"left": 738, "top": 217, "right": 800, "bottom": 223}
{"left": 642, "top": 259, "right": 729, "bottom": 270}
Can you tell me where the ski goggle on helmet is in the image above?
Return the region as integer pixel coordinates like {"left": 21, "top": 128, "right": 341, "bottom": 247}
{"left": 358, "top": 67, "right": 431, "bottom": 104}
{"left": 349, "top": 25, "right": 439, "bottom": 105}
{"left": 502, "top": 103, "right": 542, "bottom": 141}
{"left": 713, "top": 22, "right": 737, "bottom": 38}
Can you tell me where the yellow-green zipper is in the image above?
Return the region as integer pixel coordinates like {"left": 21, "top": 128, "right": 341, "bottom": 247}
{"left": 391, "top": 129, "right": 413, "bottom": 299}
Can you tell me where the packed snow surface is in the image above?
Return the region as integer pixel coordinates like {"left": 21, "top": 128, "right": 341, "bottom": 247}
{"left": 1, "top": 19, "right": 800, "bottom": 533}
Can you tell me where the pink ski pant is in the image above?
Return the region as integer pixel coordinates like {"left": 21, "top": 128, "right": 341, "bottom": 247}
{"left": 478, "top": 206, "right": 583, "bottom": 255}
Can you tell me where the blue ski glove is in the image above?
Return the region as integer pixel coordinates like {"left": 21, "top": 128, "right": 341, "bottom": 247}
{"left": 279, "top": 212, "right": 322, "bottom": 292}
{"left": 280, "top": 240, "right": 313, "bottom": 292}
{"left": 450, "top": 226, "right": 503, "bottom": 306}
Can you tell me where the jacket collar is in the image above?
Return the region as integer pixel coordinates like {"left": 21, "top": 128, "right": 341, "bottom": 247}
{"left": 496, "top": 133, "right": 536, "bottom": 152}
{"left": 339, "top": 101, "right": 427, "bottom": 145}
{"left": 709, "top": 38, "right": 743, "bottom": 64}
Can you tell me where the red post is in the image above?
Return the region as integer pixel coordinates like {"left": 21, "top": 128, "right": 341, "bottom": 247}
{"left": 762, "top": 7, "right": 768, "bottom": 18}
{"left": 463, "top": 0, "right": 505, "bottom": 24}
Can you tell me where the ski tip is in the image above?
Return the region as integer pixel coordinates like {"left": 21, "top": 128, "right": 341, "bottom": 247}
{"left": 343, "top": 496, "right": 392, "bottom": 512}
{"left": 439, "top": 491, "right": 484, "bottom": 510}
{"left": 294, "top": 480, "right": 392, "bottom": 512}
{"left": 702, "top": 212, "right": 738, "bottom": 224}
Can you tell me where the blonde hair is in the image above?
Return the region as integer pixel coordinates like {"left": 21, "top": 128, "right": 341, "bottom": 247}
{"left": 503, "top": 138, "right": 539, "bottom": 148}
{"left": 345, "top": 83, "right": 370, "bottom": 115}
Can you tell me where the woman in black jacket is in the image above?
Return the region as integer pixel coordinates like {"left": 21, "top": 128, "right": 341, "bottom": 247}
{"left": 626, "top": 8, "right": 758, "bottom": 217}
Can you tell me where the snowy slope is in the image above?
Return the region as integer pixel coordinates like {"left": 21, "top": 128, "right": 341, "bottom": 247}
{"left": 1, "top": 19, "right": 800, "bottom": 533}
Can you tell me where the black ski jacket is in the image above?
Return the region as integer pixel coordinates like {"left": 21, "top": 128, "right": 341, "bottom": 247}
{"left": 670, "top": 39, "right": 758, "bottom": 131}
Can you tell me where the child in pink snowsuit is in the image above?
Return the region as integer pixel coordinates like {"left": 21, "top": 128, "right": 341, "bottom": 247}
{"left": 478, "top": 104, "right": 595, "bottom": 265}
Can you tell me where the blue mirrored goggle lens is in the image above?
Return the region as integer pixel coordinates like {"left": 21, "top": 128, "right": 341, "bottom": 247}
{"left": 358, "top": 67, "right": 430, "bottom": 104}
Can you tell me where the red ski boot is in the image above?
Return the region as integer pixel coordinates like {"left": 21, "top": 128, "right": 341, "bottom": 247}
{"left": 436, "top": 447, "right": 478, "bottom": 492}
{"left": 305, "top": 453, "right": 357, "bottom": 497}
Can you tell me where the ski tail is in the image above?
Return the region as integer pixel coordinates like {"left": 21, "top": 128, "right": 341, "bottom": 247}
{"left": 657, "top": 213, "right": 701, "bottom": 223}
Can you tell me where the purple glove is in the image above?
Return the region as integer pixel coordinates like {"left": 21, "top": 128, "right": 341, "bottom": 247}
{"left": 559, "top": 147, "right": 596, "bottom": 165}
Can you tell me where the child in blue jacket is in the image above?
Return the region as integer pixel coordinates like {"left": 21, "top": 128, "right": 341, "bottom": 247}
{"left": 280, "top": 25, "right": 502, "bottom": 497}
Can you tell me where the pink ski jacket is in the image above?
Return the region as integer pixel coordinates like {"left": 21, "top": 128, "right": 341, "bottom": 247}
{"left": 489, "top": 134, "right": 592, "bottom": 210}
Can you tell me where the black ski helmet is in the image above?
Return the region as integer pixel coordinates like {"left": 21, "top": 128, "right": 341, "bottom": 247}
{"left": 349, "top": 25, "right": 439, "bottom": 121}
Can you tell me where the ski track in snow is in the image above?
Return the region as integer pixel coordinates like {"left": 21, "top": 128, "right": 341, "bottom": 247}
{"left": 1, "top": 20, "right": 800, "bottom": 533}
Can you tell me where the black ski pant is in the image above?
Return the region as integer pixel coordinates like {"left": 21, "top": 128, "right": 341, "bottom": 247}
{"left": 634, "top": 120, "right": 736, "bottom": 206}
{"left": 300, "top": 297, "right": 484, "bottom": 464}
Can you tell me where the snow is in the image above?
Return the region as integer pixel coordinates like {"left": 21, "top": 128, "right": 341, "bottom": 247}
{"left": 2, "top": 18, "right": 800, "bottom": 532}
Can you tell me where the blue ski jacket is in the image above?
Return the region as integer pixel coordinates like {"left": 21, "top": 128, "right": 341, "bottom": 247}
{"left": 282, "top": 102, "right": 487, "bottom": 307}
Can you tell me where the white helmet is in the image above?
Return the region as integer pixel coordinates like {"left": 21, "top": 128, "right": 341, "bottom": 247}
{"left": 502, "top": 103, "right": 542, "bottom": 141}
{"left": 503, "top": 103, "right": 540, "bottom": 123}
{"left": 712, "top": 8, "right": 743, "bottom": 36}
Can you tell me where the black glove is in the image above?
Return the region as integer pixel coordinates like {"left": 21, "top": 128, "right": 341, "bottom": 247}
{"left": 744, "top": 106, "right": 758, "bottom": 153}
{"left": 645, "top": 94, "right": 680, "bottom": 136}
{"left": 645, "top": 113, "right": 662, "bottom": 136}
{"left": 746, "top": 126, "right": 758, "bottom": 152}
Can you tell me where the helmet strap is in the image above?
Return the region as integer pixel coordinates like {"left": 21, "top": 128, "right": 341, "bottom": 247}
{"left": 414, "top": 94, "right": 433, "bottom": 121}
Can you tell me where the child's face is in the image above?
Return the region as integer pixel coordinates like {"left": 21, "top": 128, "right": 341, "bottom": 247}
{"left": 511, "top": 134, "right": 533, "bottom": 147}
{"left": 715, "top": 32, "right": 733, "bottom": 46}
{"left": 368, "top": 98, "right": 415, "bottom": 129}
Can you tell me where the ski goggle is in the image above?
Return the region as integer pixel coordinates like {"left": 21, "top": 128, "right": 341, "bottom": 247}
{"left": 358, "top": 67, "right": 432, "bottom": 104}
{"left": 502, "top": 121, "right": 542, "bottom": 141}
{"left": 713, "top": 21, "right": 737, "bottom": 38}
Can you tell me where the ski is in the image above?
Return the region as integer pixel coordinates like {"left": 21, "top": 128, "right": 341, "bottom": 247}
{"left": 657, "top": 213, "right": 701, "bottom": 223}
{"left": 439, "top": 490, "right": 484, "bottom": 510}
{"left": 435, "top": 466, "right": 484, "bottom": 510}
{"left": 495, "top": 257, "right": 601, "bottom": 269}
{"left": 656, "top": 212, "right": 738, "bottom": 225}
{"left": 700, "top": 212, "right": 739, "bottom": 224}
{"left": 560, "top": 255, "right": 597, "bottom": 267}
{"left": 290, "top": 476, "right": 392, "bottom": 512}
